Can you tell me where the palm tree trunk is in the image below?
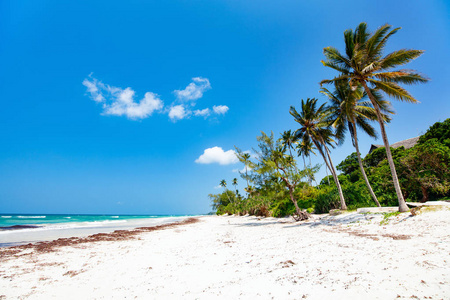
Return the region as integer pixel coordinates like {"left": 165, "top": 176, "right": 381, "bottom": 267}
{"left": 360, "top": 81, "right": 408, "bottom": 212}
{"left": 323, "top": 145, "right": 347, "bottom": 210}
{"left": 314, "top": 140, "right": 347, "bottom": 210}
{"left": 351, "top": 122, "right": 381, "bottom": 207}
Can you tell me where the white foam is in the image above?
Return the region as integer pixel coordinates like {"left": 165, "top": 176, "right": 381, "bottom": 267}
{"left": 17, "top": 216, "right": 46, "bottom": 219}
{"left": 1, "top": 216, "right": 12, "bottom": 218}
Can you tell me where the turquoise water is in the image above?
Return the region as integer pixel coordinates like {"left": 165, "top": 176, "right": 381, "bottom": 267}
{"left": 0, "top": 214, "right": 179, "bottom": 229}
{"left": 0, "top": 214, "right": 196, "bottom": 247}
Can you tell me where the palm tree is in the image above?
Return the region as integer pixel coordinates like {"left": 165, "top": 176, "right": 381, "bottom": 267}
{"left": 234, "top": 149, "right": 253, "bottom": 197}
{"left": 219, "top": 179, "right": 231, "bottom": 203}
{"left": 296, "top": 139, "right": 315, "bottom": 185}
{"left": 232, "top": 178, "right": 239, "bottom": 196}
{"left": 321, "top": 80, "right": 393, "bottom": 207}
{"left": 290, "top": 98, "right": 347, "bottom": 210}
{"left": 280, "top": 130, "right": 297, "bottom": 158}
{"left": 321, "top": 23, "right": 428, "bottom": 212}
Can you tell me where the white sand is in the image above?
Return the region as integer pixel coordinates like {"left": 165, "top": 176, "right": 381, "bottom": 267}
{"left": 1, "top": 210, "right": 449, "bottom": 299}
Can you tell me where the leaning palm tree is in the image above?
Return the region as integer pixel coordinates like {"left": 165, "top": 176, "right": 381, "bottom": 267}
{"left": 290, "top": 98, "right": 347, "bottom": 210}
{"left": 320, "top": 23, "right": 428, "bottom": 212}
{"left": 321, "top": 80, "right": 394, "bottom": 207}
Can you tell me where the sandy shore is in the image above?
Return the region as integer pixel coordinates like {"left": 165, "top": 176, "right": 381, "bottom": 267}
{"left": 1, "top": 210, "right": 449, "bottom": 299}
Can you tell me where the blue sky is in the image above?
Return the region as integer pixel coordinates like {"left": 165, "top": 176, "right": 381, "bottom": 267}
{"left": 1, "top": 0, "right": 449, "bottom": 214}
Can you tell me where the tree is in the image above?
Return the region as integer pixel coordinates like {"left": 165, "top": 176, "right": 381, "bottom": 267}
{"left": 255, "top": 132, "right": 312, "bottom": 220}
{"left": 280, "top": 130, "right": 298, "bottom": 158}
{"left": 290, "top": 98, "right": 347, "bottom": 210}
{"left": 296, "top": 139, "right": 316, "bottom": 185}
{"left": 321, "top": 23, "right": 428, "bottom": 212}
{"left": 418, "top": 118, "right": 450, "bottom": 147}
{"left": 232, "top": 178, "right": 239, "bottom": 196}
{"left": 219, "top": 179, "right": 231, "bottom": 203}
{"left": 400, "top": 139, "right": 450, "bottom": 202}
{"left": 321, "top": 80, "right": 393, "bottom": 207}
{"left": 235, "top": 149, "right": 254, "bottom": 196}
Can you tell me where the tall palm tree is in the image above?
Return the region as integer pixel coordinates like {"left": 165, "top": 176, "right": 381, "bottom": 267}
{"left": 321, "top": 80, "right": 393, "bottom": 207}
{"left": 290, "top": 98, "right": 347, "bottom": 210}
{"left": 321, "top": 23, "right": 428, "bottom": 212}
{"left": 296, "top": 139, "right": 315, "bottom": 185}
{"left": 235, "top": 149, "right": 252, "bottom": 196}
{"left": 232, "top": 178, "right": 239, "bottom": 195}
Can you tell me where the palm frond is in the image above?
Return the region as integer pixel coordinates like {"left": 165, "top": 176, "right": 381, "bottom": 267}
{"left": 368, "top": 79, "right": 418, "bottom": 103}
{"left": 380, "top": 49, "right": 425, "bottom": 69}
{"left": 372, "top": 27, "right": 401, "bottom": 58}
{"left": 321, "top": 61, "right": 350, "bottom": 74}
{"left": 366, "top": 24, "right": 391, "bottom": 59}
{"left": 323, "top": 47, "right": 351, "bottom": 68}
{"left": 344, "top": 29, "right": 355, "bottom": 59}
{"left": 319, "top": 74, "right": 350, "bottom": 86}
{"left": 373, "top": 71, "right": 429, "bottom": 84}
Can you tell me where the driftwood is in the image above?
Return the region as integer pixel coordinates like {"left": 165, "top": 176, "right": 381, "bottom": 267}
{"left": 292, "top": 211, "right": 310, "bottom": 221}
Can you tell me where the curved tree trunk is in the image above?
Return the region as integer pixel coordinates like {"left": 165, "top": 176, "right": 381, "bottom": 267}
{"left": 361, "top": 81, "right": 408, "bottom": 212}
{"left": 351, "top": 122, "right": 381, "bottom": 207}
{"left": 314, "top": 140, "right": 347, "bottom": 210}
{"left": 324, "top": 145, "right": 347, "bottom": 210}
{"left": 420, "top": 186, "right": 429, "bottom": 203}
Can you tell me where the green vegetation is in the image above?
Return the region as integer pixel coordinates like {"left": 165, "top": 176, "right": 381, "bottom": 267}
{"left": 380, "top": 212, "right": 401, "bottom": 225}
{"left": 209, "top": 23, "right": 446, "bottom": 220}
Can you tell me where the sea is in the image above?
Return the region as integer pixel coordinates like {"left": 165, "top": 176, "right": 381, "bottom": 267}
{"left": 0, "top": 214, "right": 195, "bottom": 248}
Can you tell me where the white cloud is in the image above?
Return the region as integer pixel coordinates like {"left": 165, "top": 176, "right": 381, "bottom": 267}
{"left": 83, "top": 76, "right": 163, "bottom": 120}
{"left": 83, "top": 75, "right": 229, "bottom": 122}
{"left": 213, "top": 105, "right": 229, "bottom": 115}
{"left": 194, "top": 108, "right": 210, "bottom": 117}
{"left": 174, "top": 77, "right": 211, "bottom": 101}
{"left": 168, "top": 105, "right": 190, "bottom": 121}
{"left": 195, "top": 147, "right": 239, "bottom": 165}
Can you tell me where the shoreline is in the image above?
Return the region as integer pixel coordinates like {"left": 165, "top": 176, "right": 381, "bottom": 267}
{"left": 1, "top": 211, "right": 449, "bottom": 299}
{"left": 0, "top": 217, "right": 200, "bottom": 258}
{"left": 0, "top": 215, "right": 199, "bottom": 248}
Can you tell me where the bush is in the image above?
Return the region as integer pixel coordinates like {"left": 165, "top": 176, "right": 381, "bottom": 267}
{"left": 314, "top": 187, "right": 340, "bottom": 213}
{"left": 270, "top": 198, "right": 296, "bottom": 217}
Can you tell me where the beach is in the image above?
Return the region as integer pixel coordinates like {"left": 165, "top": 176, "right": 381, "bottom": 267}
{"left": 1, "top": 210, "right": 449, "bottom": 299}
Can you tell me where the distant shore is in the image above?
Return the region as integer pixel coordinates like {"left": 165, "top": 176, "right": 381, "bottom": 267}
{"left": 1, "top": 210, "right": 449, "bottom": 299}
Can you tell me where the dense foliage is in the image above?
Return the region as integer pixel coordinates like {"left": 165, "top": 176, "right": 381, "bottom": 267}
{"left": 209, "top": 23, "right": 440, "bottom": 219}
{"left": 211, "top": 118, "right": 450, "bottom": 217}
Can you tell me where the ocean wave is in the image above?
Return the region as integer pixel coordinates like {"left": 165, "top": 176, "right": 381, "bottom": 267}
{"left": 111, "top": 216, "right": 119, "bottom": 218}
{"left": 64, "top": 217, "right": 71, "bottom": 219}
{"left": 17, "top": 216, "right": 46, "bottom": 219}
{"left": 1, "top": 216, "right": 12, "bottom": 218}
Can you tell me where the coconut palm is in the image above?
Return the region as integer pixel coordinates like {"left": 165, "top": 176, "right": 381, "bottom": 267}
{"left": 280, "top": 130, "right": 297, "bottom": 158}
{"left": 321, "top": 80, "right": 393, "bottom": 207}
{"left": 296, "top": 139, "right": 315, "bottom": 185}
{"left": 290, "top": 98, "right": 347, "bottom": 210}
{"left": 232, "top": 178, "right": 239, "bottom": 195}
{"left": 320, "top": 23, "right": 428, "bottom": 212}
{"left": 219, "top": 179, "right": 231, "bottom": 203}
{"left": 234, "top": 149, "right": 252, "bottom": 196}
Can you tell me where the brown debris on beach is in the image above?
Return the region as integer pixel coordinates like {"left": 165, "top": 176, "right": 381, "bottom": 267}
{"left": 0, "top": 217, "right": 199, "bottom": 260}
